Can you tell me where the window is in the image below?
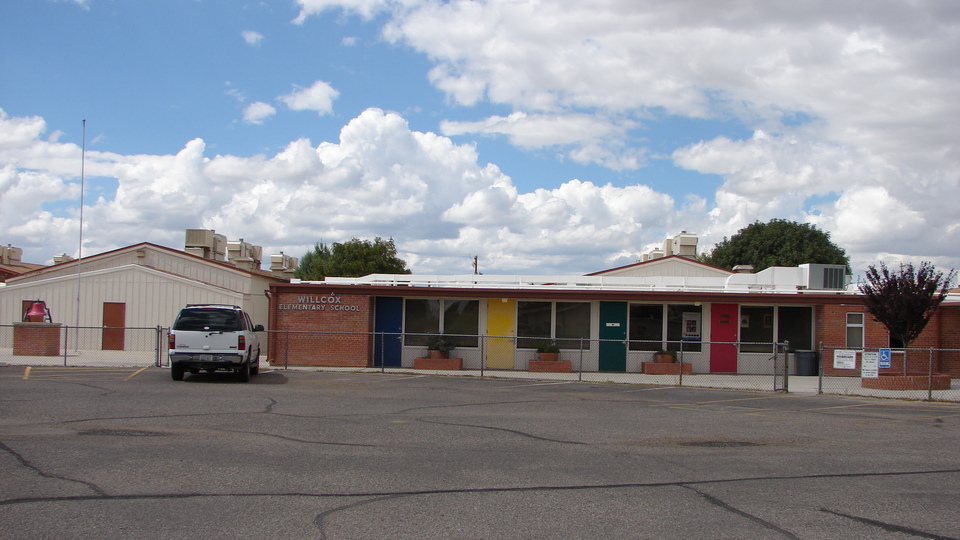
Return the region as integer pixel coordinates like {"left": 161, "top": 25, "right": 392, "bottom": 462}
{"left": 629, "top": 304, "right": 663, "bottom": 351}
{"left": 740, "top": 306, "right": 774, "bottom": 353}
{"left": 629, "top": 304, "right": 702, "bottom": 352}
{"left": 554, "top": 302, "right": 591, "bottom": 349}
{"left": 518, "top": 301, "right": 590, "bottom": 349}
{"left": 403, "top": 298, "right": 479, "bottom": 347}
{"left": 443, "top": 300, "right": 479, "bottom": 348}
{"left": 667, "top": 304, "right": 702, "bottom": 353}
{"left": 403, "top": 299, "right": 441, "bottom": 346}
{"left": 846, "top": 312, "right": 864, "bottom": 349}
{"left": 778, "top": 306, "right": 813, "bottom": 351}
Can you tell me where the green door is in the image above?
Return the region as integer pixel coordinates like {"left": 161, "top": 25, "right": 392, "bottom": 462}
{"left": 599, "top": 301, "right": 627, "bottom": 372}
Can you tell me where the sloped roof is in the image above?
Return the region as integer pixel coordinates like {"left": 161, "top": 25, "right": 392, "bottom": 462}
{"left": 5, "top": 242, "right": 286, "bottom": 284}
{"left": 586, "top": 255, "right": 733, "bottom": 278}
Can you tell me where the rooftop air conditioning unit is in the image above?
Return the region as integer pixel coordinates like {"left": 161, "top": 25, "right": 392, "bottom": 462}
{"left": 805, "top": 264, "right": 849, "bottom": 290}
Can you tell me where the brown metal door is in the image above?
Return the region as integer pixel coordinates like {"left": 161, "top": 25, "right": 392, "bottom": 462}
{"left": 102, "top": 302, "right": 126, "bottom": 350}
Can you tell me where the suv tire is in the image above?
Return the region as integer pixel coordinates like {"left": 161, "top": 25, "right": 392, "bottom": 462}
{"left": 171, "top": 363, "right": 185, "bottom": 381}
{"left": 237, "top": 359, "right": 251, "bottom": 383}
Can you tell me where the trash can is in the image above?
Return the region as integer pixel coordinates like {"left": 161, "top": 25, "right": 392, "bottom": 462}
{"left": 795, "top": 350, "right": 818, "bottom": 376}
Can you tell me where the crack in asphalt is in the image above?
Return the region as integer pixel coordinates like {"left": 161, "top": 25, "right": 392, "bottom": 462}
{"left": 682, "top": 484, "right": 799, "bottom": 539}
{"left": 415, "top": 417, "right": 588, "bottom": 445}
{"left": 0, "top": 441, "right": 107, "bottom": 497}
{"left": 313, "top": 494, "right": 406, "bottom": 540}
{"left": 819, "top": 508, "right": 959, "bottom": 540}
{"left": 2, "top": 467, "right": 957, "bottom": 508}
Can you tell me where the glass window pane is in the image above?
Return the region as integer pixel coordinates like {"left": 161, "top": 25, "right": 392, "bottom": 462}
{"left": 404, "top": 299, "right": 440, "bottom": 346}
{"left": 667, "top": 304, "right": 702, "bottom": 353}
{"left": 846, "top": 326, "right": 864, "bottom": 348}
{"left": 740, "top": 306, "right": 774, "bottom": 353}
{"left": 517, "top": 301, "right": 551, "bottom": 349}
{"left": 444, "top": 300, "right": 479, "bottom": 348}
{"left": 629, "top": 304, "right": 663, "bottom": 351}
{"left": 778, "top": 306, "right": 812, "bottom": 351}
{"left": 847, "top": 312, "right": 864, "bottom": 325}
{"left": 555, "top": 302, "right": 590, "bottom": 350}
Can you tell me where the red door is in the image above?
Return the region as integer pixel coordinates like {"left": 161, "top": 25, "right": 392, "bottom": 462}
{"left": 102, "top": 302, "right": 126, "bottom": 350}
{"left": 710, "top": 303, "right": 738, "bottom": 373}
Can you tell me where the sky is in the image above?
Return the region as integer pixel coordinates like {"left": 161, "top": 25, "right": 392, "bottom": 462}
{"left": 1, "top": 0, "right": 959, "bottom": 278}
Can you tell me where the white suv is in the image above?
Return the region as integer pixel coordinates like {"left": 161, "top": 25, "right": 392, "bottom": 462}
{"left": 168, "top": 304, "right": 264, "bottom": 382}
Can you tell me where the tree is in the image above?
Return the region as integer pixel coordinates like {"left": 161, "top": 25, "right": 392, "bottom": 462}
{"left": 702, "top": 219, "right": 849, "bottom": 272}
{"left": 294, "top": 237, "right": 412, "bottom": 280}
{"left": 858, "top": 261, "right": 955, "bottom": 348}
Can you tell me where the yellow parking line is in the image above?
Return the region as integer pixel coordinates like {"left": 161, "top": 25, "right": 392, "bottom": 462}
{"left": 124, "top": 367, "right": 148, "bottom": 380}
{"left": 23, "top": 366, "right": 31, "bottom": 380}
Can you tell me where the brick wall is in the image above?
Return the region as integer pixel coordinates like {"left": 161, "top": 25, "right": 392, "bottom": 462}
{"left": 13, "top": 323, "right": 62, "bottom": 356}
{"left": 269, "top": 292, "right": 373, "bottom": 367}
{"left": 818, "top": 303, "right": 957, "bottom": 377}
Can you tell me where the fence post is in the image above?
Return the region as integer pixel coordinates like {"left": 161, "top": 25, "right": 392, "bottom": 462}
{"left": 928, "top": 347, "right": 934, "bottom": 402}
{"left": 578, "top": 337, "right": 584, "bottom": 382}
{"left": 817, "top": 341, "right": 824, "bottom": 394}
{"left": 62, "top": 325, "right": 69, "bottom": 367}
{"left": 480, "top": 334, "right": 485, "bottom": 377}
{"left": 678, "top": 340, "right": 684, "bottom": 387}
{"left": 284, "top": 330, "right": 289, "bottom": 370}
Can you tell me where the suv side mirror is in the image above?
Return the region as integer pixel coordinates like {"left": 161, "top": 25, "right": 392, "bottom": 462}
{"left": 254, "top": 324, "right": 265, "bottom": 332}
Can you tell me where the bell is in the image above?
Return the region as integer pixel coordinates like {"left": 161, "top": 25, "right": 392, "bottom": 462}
{"left": 24, "top": 300, "right": 50, "bottom": 323}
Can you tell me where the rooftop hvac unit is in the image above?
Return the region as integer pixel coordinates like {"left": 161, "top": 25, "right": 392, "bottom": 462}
{"left": 184, "top": 229, "right": 226, "bottom": 261}
{"left": 805, "top": 264, "right": 848, "bottom": 290}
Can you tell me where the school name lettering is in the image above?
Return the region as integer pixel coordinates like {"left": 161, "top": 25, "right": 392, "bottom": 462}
{"left": 278, "top": 295, "right": 361, "bottom": 312}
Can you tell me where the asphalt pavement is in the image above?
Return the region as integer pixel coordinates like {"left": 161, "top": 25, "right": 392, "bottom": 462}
{"left": 1, "top": 365, "right": 959, "bottom": 539}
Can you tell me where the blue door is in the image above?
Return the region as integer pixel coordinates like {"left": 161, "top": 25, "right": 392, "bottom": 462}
{"left": 374, "top": 297, "right": 403, "bottom": 367}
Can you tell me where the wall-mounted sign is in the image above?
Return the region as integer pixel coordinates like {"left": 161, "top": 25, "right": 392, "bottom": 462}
{"left": 861, "top": 351, "right": 879, "bottom": 378}
{"left": 278, "top": 295, "right": 362, "bottom": 312}
{"left": 833, "top": 349, "right": 857, "bottom": 370}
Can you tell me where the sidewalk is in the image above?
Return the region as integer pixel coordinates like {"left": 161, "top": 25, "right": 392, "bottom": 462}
{"left": 2, "top": 348, "right": 956, "bottom": 402}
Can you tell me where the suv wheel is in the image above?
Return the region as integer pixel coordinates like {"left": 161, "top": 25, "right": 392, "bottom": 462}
{"left": 171, "top": 363, "right": 185, "bottom": 381}
{"left": 237, "top": 359, "right": 251, "bottom": 383}
{"left": 251, "top": 349, "right": 260, "bottom": 376}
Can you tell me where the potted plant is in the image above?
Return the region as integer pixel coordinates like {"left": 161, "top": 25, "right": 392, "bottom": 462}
{"left": 535, "top": 340, "right": 561, "bottom": 361}
{"left": 427, "top": 335, "right": 454, "bottom": 359}
{"left": 653, "top": 349, "right": 678, "bottom": 363}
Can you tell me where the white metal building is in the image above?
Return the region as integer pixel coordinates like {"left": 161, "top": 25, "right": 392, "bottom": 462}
{"left": 0, "top": 241, "right": 285, "bottom": 351}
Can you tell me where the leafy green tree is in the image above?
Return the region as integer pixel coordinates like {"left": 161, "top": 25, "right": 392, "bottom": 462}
{"left": 702, "top": 219, "right": 849, "bottom": 272}
{"left": 294, "top": 237, "right": 412, "bottom": 280}
{"left": 859, "top": 262, "right": 955, "bottom": 348}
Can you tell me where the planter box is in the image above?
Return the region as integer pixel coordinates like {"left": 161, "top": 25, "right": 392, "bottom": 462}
{"left": 13, "top": 323, "right": 62, "bottom": 356}
{"left": 861, "top": 374, "right": 951, "bottom": 391}
{"left": 414, "top": 357, "right": 463, "bottom": 370}
{"left": 642, "top": 362, "right": 692, "bottom": 375}
{"left": 529, "top": 360, "right": 572, "bottom": 373}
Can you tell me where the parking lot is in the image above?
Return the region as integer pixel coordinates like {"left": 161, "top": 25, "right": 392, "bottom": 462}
{"left": 1, "top": 365, "right": 959, "bottom": 539}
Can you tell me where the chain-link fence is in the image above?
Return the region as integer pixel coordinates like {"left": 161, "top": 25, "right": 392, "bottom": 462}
{"left": 817, "top": 344, "right": 960, "bottom": 401}
{"left": 6, "top": 325, "right": 957, "bottom": 401}
{"left": 266, "top": 329, "right": 801, "bottom": 393}
{"left": 0, "top": 324, "right": 167, "bottom": 367}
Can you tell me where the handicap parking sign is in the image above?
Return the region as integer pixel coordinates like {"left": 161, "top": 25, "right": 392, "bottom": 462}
{"left": 879, "top": 348, "right": 892, "bottom": 369}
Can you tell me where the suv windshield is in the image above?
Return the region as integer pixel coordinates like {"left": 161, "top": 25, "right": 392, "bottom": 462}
{"left": 173, "top": 308, "right": 243, "bottom": 332}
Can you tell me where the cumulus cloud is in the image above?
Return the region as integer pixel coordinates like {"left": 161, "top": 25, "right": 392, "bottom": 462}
{"left": 280, "top": 80, "right": 340, "bottom": 116}
{"left": 241, "top": 30, "right": 264, "bottom": 46}
{"left": 286, "top": 0, "right": 960, "bottom": 274}
{"left": 242, "top": 101, "right": 276, "bottom": 125}
{"left": 0, "top": 108, "right": 679, "bottom": 272}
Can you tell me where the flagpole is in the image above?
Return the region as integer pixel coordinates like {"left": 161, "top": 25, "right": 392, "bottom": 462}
{"left": 76, "top": 119, "right": 85, "bottom": 342}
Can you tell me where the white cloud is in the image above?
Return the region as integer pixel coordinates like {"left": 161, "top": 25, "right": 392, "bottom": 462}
{"left": 280, "top": 80, "right": 340, "bottom": 116}
{"left": 242, "top": 101, "right": 276, "bottom": 125}
{"left": 0, "top": 108, "right": 684, "bottom": 272}
{"left": 242, "top": 30, "right": 264, "bottom": 46}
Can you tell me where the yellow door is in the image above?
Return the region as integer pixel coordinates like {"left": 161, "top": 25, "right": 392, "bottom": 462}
{"left": 486, "top": 299, "right": 516, "bottom": 369}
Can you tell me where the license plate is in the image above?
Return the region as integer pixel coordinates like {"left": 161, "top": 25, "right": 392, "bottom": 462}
{"left": 200, "top": 354, "right": 213, "bottom": 361}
